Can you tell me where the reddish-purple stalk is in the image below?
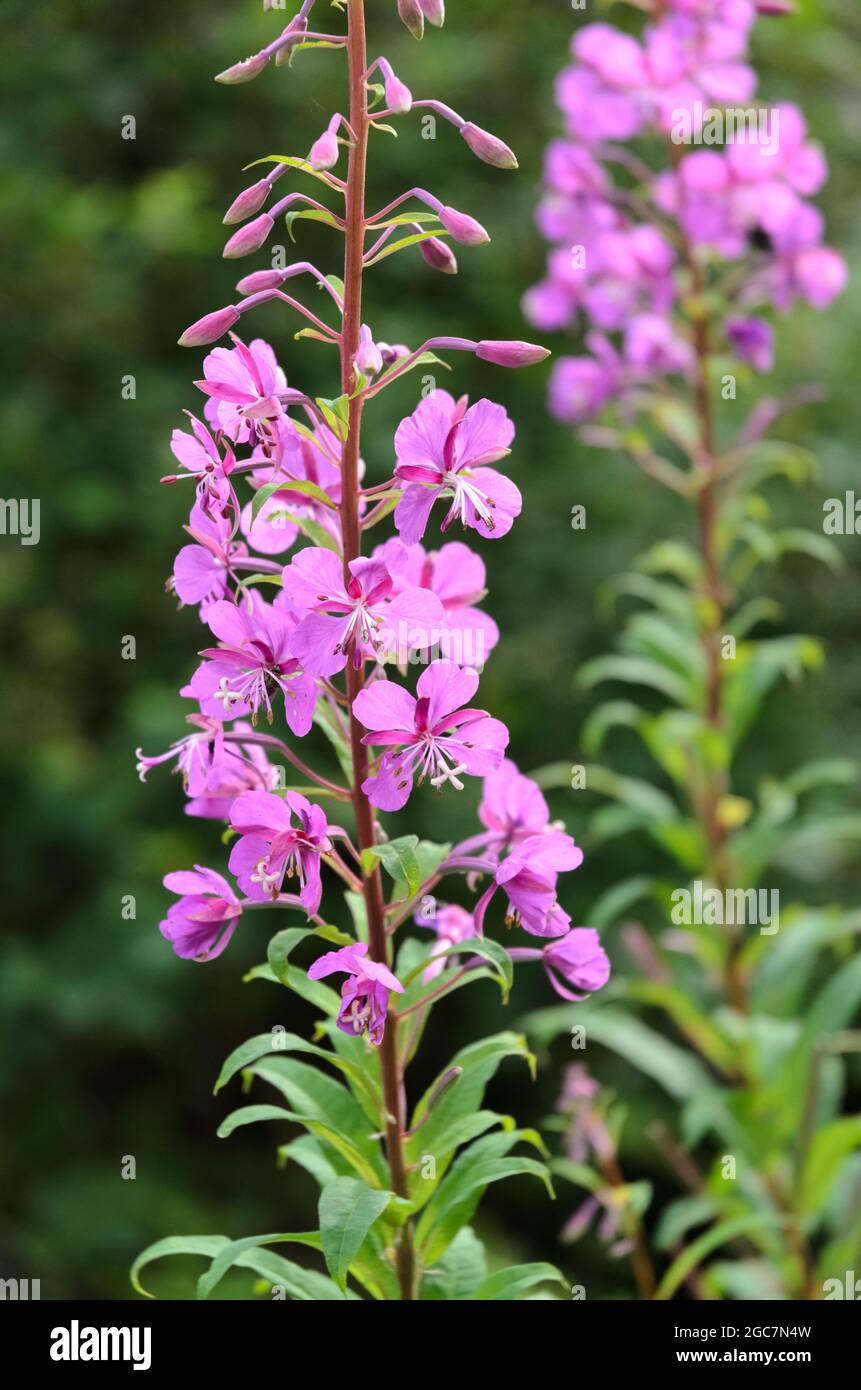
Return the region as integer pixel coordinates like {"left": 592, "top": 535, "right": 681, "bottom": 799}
{"left": 339, "top": 0, "right": 415, "bottom": 1300}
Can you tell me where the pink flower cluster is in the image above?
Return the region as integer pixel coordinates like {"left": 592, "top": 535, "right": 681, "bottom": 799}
{"left": 525, "top": 2, "right": 847, "bottom": 425}
{"left": 138, "top": 0, "right": 608, "bottom": 1047}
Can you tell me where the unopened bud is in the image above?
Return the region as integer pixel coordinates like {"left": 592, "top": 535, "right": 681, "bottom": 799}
{"left": 380, "top": 59, "right": 412, "bottom": 114}
{"left": 439, "top": 205, "right": 490, "bottom": 247}
{"left": 460, "top": 122, "right": 518, "bottom": 170}
{"left": 397, "top": 0, "right": 424, "bottom": 39}
{"left": 235, "top": 268, "right": 288, "bottom": 295}
{"left": 418, "top": 0, "right": 445, "bottom": 24}
{"left": 223, "top": 213, "right": 275, "bottom": 259}
{"left": 476, "top": 339, "right": 551, "bottom": 368}
{"left": 223, "top": 179, "right": 271, "bottom": 225}
{"left": 215, "top": 53, "right": 268, "bottom": 85}
{"left": 309, "top": 128, "right": 340, "bottom": 171}
{"left": 178, "top": 305, "right": 240, "bottom": 348}
{"left": 355, "top": 325, "right": 383, "bottom": 377}
{"left": 418, "top": 234, "right": 458, "bottom": 275}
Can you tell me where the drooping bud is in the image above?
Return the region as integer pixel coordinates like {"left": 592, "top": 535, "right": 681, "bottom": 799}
{"left": 379, "top": 58, "right": 412, "bottom": 114}
{"left": 418, "top": 0, "right": 445, "bottom": 24}
{"left": 418, "top": 233, "right": 458, "bottom": 275}
{"left": 756, "top": 1, "right": 795, "bottom": 12}
{"left": 234, "top": 268, "right": 288, "bottom": 295}
{"left": 476, "top": 339, "right": 551, "bottom": 368}
{"left": 460, "top": 122, "right": 518, "bottom": 170}
{"left": 439, "top": 205, "right": 490, "bottom": 246}
{"left": 354, "top": 325, "right": 384, "bottom": 377}
{"left": 215, "top": 52, "right": 269, "bottom": 85}
{"left": 178, "top": 305, "right": 240, "bottom": 348}
{"left": 309, "top": 120, "right": 340, "bottom": 172}
{"left": 377, "top": 342, "right": 411, "bottom": 368}
{"left": 223, "top": 213, "right": 275, "bottom": 259}
{"left": 397, "top": 0, "right": 424, "bottom": 39}
{"left": 223, "top": 179, "right": 271, "bottom": 226}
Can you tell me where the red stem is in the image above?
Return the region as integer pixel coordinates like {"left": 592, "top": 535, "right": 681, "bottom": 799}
{"left": 340, "top": 0, "right": 415, "bottom": 1300}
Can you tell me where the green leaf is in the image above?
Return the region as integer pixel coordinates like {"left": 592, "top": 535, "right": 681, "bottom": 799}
{"left": 472, "top": 1262, "right": 567, "bottom": 1301}
{"left": 130, "top": 1234, "right": 352, "bottom": 1301}
{"left": 422, "top": 1227, "right": 487, "bottom": 1300}
{"left": 251, "top": 477, "right": 338, "bottom": 521}
{"left": 196, "top": 1231, "right": 322, "bottom": 1300}
{"left": 655, "top": 1214, "right": 785, "bottom": 1300}
{"left": 361, "top": 835, "right": 421, "bottom": 898}
{"left": 415, "top": 1131, "right": 553, "bottom": 1265}
{"left": 798, "top": 1117, "right": 861, "bottom": 1217}
{"left": 214, "top": 1029, "right": 381, "bottom": 1124}
{"left": 399, "top": 936, "right": 513, "bottom": 1003}
{"left": 365, "top": 228, "right": 452, "bottom": 269}
{"left": 319, "top": 1178, "right": 392, "bottom": 1291}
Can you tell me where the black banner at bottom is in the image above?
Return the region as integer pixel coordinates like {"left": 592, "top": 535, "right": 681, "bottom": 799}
{"left": 0, "top": 1294, "right": 857, "bottom": 1374}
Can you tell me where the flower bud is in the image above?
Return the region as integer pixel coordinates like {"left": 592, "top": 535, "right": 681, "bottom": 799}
{"left": 418, "top": 0, "right": 445, "bottom": 24}
{"left": 439, "top": 205, "right": 490, "bottom": 246}
{"left": 397, "top": 0, "right": 424, "bottom": 39}
{"left": 215, "top": 52, "right": 268, "bottom": 85}
{"left": 309, "top": 128, "right": 340, "bottom": 171}
{"left": 418, "top": 234, "right": 458, "bottom": 275}
{"left": 460, "top": 122, "right": 518, "bottom": 170}
{"left": 234, "top": 268, "right": 287, "bottom": 295}
{"left": 355, "top": 325, "right": 384, "bottom": 377}
{"left": 380, "top": 59, "right": 412, "bottom": 114}
{"left": 223, "top": 213, "right": 275, "bottom": 259}
{"left": 476, "top": 339, "right": 551, "bottom": 368}
{"left": 223, "top": 179, "right": 271, "bottom": 226}
{"left": 178, "top": 305, "right": 240, "bottom": 348}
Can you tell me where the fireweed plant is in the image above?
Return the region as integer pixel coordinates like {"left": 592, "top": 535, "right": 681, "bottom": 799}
{"left": 523, "top": 1, "right": 861, "bottom": 1300}
{"left": 132, "top": 0, "right": 610, "bottom": 1302}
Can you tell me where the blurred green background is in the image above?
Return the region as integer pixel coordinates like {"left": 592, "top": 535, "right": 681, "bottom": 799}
{"left": 1, "top": 0, "right": 859, "bottom": 1298}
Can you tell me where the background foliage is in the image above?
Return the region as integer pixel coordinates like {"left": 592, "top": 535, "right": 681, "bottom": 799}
{"left": 1, "top": 0, "right": 859, "bottom": 1297}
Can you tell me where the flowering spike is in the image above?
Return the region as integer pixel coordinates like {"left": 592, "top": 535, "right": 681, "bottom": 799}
{"left": 178, "top": 305, "right": 240, "bottom": 348}
{"left": 460, "top": 123, "right": 518, "bottom": 170}
{"left": 222, "top": 213, "right": 275, "bottom": 260}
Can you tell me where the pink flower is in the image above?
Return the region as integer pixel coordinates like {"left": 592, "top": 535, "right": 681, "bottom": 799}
{"left": 495, "top": 831, "right": 584, "bottom": 937}
{"left": 308, "top": 942, "right": 404, "bottom": 1046}
{"left": 136, "top": 713, "right": 224, "bottom": 792}
{"left": 354, "top": 661, "right": 509, "bottom": 811}
{"left": 479, "top": 758, "right": 551, "bottom": 849}
{"left": 393, "top": 391, "right": 520, "bottom": 544}
{"left": 228, "top": 790, "right": 332, "bottom": 914}
{"left": 281, "top": 547, "right": 444, "bottom": 676}
{"left": 171, "top": 504, "right": 248, "bottom": 618}
{"left": 543, "top": 928, "right": 611, "bottom": 1001}
{"left": 165, "top": 415, "right": 236, "bottom": 516}
{"left": 160, "top": 866, "right": 242, "bottom": 961}
{"left": 376, "top": 538, "right": 499, "bottom": 665}
{"left": 185, "top": 721, "right": 280, "bottom": 820}
{"left": 197, "top": 336, "right": 287, "bottom": 444}
{"left": 188, "top": 592, "right": 317, "bottom": 736}
{"left": 415, "top": 902, "right": 475, "bottom": 982}
{"left": 726, "top": 315, "right": 774, "bottom": 371}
